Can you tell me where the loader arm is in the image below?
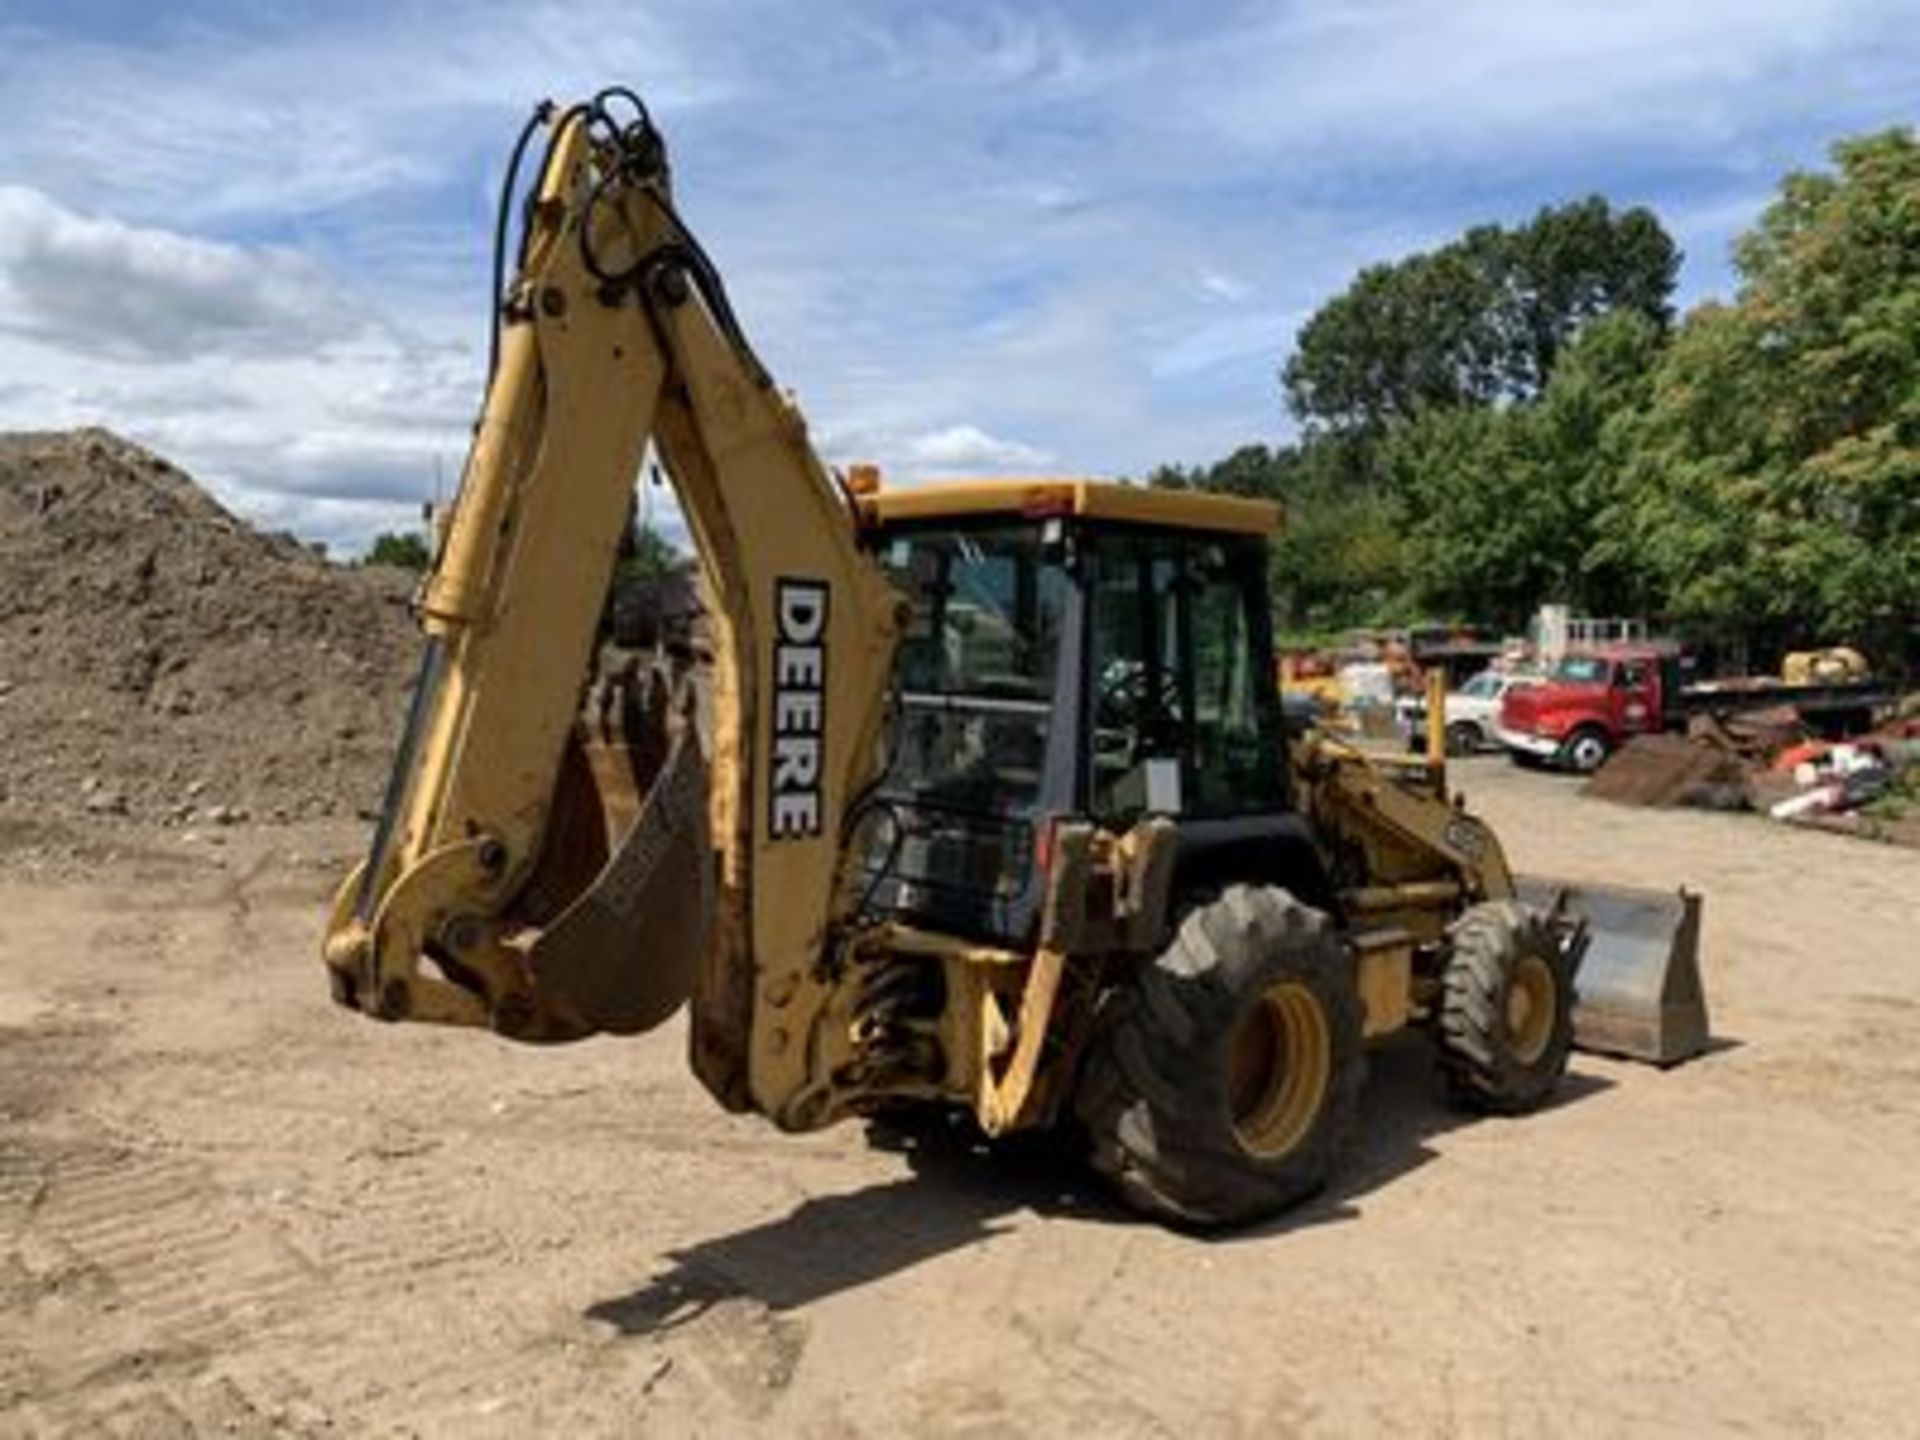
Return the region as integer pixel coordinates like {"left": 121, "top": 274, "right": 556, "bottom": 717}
{"left": 323, "top": 92, "right": 903, "bottom": 1122}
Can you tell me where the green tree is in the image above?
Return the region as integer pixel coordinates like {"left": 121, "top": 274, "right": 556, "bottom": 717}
{"left": 1284, "top": 197, "right": 1677, "bottom": 434}
{"left": 1147, "top": 444, "right": 1288, "bottom": 499}
{"left": 1145, "top": 439, "right": 1409, "bottom": 630}
{"left": 1382, "top": 405, "right": 1550, "bottom": 626}
{"left": 1267, "top": 436, "right": 1408, "bottom": 631}
{"left": 1612, "top": 129, "right": 1920, "bottom": 660}
{"left": 617, "top": 519, "right": 684, "bottom": 585}
{"left": 1285, "top": 308, "right": 1660, "bottom": 629}
{"left": 364, "top": 531, "right": 431, "bottom": 570}
{"left": 1498, "top": 198, "right": 1676, "bottom": 394}
{"left": 1511, "top": 308, "right": 1666, "bottom": 616}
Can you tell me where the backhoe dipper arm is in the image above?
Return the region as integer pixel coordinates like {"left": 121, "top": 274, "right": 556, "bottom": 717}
{"left": 322, "top": 93, "right": 902, "bottom": 1123}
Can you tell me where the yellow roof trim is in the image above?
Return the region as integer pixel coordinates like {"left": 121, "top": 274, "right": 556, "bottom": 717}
{"left": 856, "top": 477, "right": 1282, "bottom": 537}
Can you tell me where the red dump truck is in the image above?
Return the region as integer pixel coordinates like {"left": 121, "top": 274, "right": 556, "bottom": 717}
{"left": 1495, "top": 644, "right": 1893, "bottom": 772}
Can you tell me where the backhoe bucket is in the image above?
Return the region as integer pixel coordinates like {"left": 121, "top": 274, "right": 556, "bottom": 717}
{"left": 509, "top": 666, "right": 713, "bottom": 1040}
{"left": 1516, "top": 876, "right": 1708, "bottom": 1066}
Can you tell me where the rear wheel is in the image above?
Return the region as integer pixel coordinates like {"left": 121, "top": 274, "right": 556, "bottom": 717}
{"left": 1446, "top": 721, "right": 1482, "bottom": 756}
{"left": 1560, "top": 726, "right": 1611, "bottom": 773}
{"left": 1436, "top": 901, "right": 1574, "bottom": 1113}
{"left": 1076, "top": 886, "right": 1363, "bottom": 1227}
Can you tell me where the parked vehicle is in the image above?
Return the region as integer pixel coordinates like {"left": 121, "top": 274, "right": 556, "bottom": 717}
{"left": 1495, "top": 645, "right": 1893, "bottom": 772}
{"left": 1399, "top": 668, "right": 1539, "bottom": 754}
{"left": 1405, "top": 625, "right": 1504, "bottom": 689}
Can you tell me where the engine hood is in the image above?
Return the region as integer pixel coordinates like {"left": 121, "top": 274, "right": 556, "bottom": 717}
{"left": 1500, "top": 680, "right": 1600, "bottom": 732}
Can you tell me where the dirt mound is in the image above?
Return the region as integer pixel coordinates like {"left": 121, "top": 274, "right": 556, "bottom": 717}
{"left": 1582, "top": 733, "right": 1751, "bottom": 809}
{"left": 0, "top": 429, "right": 420, "bottom": 825}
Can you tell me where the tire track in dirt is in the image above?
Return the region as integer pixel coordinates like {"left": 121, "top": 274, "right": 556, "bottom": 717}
{"left": 3, "top": 1142, "right": 311, "bottom": 1431}
{"left": 0, "top": 990, "right": 520, "bottom": 1433}
{"left": 3, "top": 1138, "right": 528, "bottom": 1433}
{"left": 205, "top": 1159, "right": 525, "bottom": 1429}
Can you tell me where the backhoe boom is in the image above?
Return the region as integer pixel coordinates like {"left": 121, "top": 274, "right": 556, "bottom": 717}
{"left": 323, "top": 93, "right": 902, "bottom": 1122}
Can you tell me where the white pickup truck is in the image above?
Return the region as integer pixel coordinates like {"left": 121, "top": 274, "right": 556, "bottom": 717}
{"left": 1398, "top": 668, "right": 1539, "bottom": 754}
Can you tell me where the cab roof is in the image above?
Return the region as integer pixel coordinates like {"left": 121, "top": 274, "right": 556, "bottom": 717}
{"left": 854, "top": 476, "right": 1282, "bottom": 538}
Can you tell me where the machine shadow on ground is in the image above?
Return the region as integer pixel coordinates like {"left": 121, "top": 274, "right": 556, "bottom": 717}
{"left": 585, "top": 1035, "right": 1616, "bottom": 1334}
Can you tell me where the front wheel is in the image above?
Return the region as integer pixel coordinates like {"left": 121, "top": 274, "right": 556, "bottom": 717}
{"left": 1560, "top": 726, "right": 1611, "bottom": 773}
{"left": 1076, "top": 886, "right": 1364, "bottom": 1228}
{"left": 1435, "top": 901, "right": 1575, "bottom": 1113}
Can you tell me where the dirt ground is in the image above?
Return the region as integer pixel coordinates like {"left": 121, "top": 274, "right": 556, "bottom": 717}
{"left": 3, "top": 759, "right": 1919, "bottom": 1437}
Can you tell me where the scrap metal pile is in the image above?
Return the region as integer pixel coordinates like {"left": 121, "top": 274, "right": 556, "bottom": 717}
{"left": 1585, "top": 704, "right": 1920, "bottom": 845}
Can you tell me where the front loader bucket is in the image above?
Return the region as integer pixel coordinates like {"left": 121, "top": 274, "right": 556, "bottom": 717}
{"left": 1516, "top": 876, "right": 1709, "bottom": 1066}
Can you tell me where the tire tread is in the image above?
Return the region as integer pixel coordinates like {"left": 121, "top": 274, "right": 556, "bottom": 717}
{"left": 1077, "top": 885, "right": 1363, "bottom": 1227}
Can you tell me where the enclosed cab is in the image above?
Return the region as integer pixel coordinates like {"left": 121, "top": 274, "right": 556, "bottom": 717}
{"left": 855, "top": 479, "right": 1308, "bottom": 945}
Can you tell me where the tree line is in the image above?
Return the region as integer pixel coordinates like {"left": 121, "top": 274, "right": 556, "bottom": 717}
{"left": 1152, "top": 129, "right": 1919, "bottom": 670}
{"left": 365, "top": 512, "right": 683, "bottom": 587}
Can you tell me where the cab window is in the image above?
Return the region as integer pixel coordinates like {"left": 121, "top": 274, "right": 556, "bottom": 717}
{"left": 880, "top": 523, "right": 1065, "bottom": 815}
{"left": 1088, "top": 530, "right": 1279, "bottom": 821}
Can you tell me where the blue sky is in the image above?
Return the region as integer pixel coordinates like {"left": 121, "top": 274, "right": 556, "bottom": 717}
{"left": 0, "top": 1, "right": 1914, "bottom": 551}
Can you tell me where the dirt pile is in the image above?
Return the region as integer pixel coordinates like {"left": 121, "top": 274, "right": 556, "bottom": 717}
{"left": 0, "top": 429, "right": 420, "bottom": 825}
{"left": 1582, "top": 733, "right": 1750, "bottom": 809}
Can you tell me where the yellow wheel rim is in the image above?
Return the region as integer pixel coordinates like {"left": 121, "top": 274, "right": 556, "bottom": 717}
{"left": 1227, "top": 981, "right": 1331, "bottom": 1159}
{"left": 1506, "top": 954, "right": 1557, "bottom": 1066}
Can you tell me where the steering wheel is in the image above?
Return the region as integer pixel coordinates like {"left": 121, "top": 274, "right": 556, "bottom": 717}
{"left": 1096, "top": 660, "right": 1183, "bottom": 758}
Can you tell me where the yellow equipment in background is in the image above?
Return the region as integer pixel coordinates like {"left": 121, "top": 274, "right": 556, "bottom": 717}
{"left": 1783, "top": 647, "right": 1871, "bottom": 686}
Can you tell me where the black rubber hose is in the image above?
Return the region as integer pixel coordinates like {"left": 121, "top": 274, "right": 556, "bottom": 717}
{"left": 590, "top": 85, "right": 651, "bottom": 134}
{"left": 488, "top": 99, "right": 556, "bottom": 386}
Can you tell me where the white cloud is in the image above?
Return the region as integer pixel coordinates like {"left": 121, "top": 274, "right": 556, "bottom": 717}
{"left": 906, "top": 425, "right": 1052, "bottom": 472}
{"left": 0, "top": 327, "right": 472, "bottom": 549}
{"left": 1198, "top": 270, "right": 1252, "bottom": 303}
{"left": 218, "top": 487, "right": 425, "bottom": 558}
{"left": 59, "top": 379, "right": 253, "bottom": 418}
{"left": 161, "top": 425, "right": 452, "bottom": 504}
{"left": 0, "top": 7, "right": 730, "bottom": 229}
{"left": 0, "top": 186, "right": 365, "bottom": 362}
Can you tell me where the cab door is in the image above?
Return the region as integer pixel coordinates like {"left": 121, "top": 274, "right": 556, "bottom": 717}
{"left": 1085, "top": 529, "right": 1283, "bottom": 823}
{"left": 1615, "top": 658, "right": 1657, "bottom": 736}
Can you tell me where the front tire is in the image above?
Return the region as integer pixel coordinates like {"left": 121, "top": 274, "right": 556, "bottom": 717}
{"left": 1560, "top": 726, "right": 1611, "bottom": 773}
{"left": 1076, "top": 886, "right": 1363, "bottom": 1227}
{"left": 1436, "top": 901, "right": 1574, "bottom": 1113}
{"left": 1446, "top": 721, "right": 1482, "bottom": 756}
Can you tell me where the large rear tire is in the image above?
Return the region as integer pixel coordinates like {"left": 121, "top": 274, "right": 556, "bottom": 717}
{"left": 1436, "top": 901, "right": 1574, "bottom": 1113}
{"left": 1076, "top": 886, "right": 1363, "bottom": 1228}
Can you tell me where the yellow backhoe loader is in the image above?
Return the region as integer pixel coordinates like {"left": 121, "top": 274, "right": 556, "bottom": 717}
{"left": 323, "top": 90, "right": 1707, "bottom": 1226}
